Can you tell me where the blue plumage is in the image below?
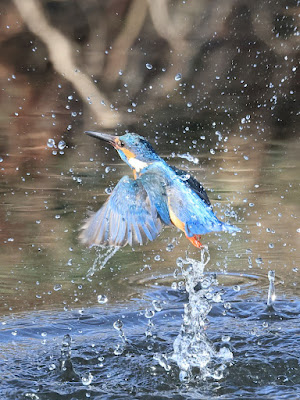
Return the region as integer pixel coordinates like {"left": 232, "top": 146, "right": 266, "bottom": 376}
{"left": 80, "top": 132, "right": 240, "bottom": 248}
{"left": 80, "top": 175, "right": 161, "bottom": 247}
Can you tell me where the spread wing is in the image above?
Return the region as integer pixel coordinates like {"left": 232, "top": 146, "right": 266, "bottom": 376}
{"left": 79, "top": 176, "right": 162, "bottom": 247}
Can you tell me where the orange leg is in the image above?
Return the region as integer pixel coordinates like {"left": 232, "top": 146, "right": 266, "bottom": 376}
{"left": 186, "top": 234, "right": 203, "bottom": 248}
{"left": 168, "top": 204, "right": 203, "bottom": 249}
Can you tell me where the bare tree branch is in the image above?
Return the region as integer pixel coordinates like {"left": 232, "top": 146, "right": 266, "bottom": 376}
{"left": 13, "top": 0, "right": 119, "bottom": 127}
{"left": 104, "top": 0, "right": 148, "bottom": 83}
{"left": 147, "top": 0, "right": 186, "bottom": 49}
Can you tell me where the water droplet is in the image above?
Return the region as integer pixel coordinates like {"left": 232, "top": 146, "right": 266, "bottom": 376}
{"left": 187, "top": 102, "right": 192, "bottom": 108}
{"left": 175, "top": 73, "right": 182, "bottom": 81}
{"left": 58, "top": 140, "right": 66, "bottom": 150}
{"left": 97, "top": 294, "right": 108, "bottom": 304}
{"left": 152, "top": 300, "right": 162, "bottom": 312}
{"left": 114, "top": 344, "right": 124, "bottom": 355}
{"left": 113, "top": 320, "right": 123, "bottom": 331}
{"left": 146, "top": 63, "right": 153, "bottom": 70}
{"left": 81, "top": 372, "right": 93, "bottom": 386}
{"left": 47, "top": 138, "right": 55, "bottom": 148}
{"left": 154, "top": 255, "right": 161, "bottom": 261}
{"left": 221, "top": 335, "right": 231, "bottom": 342}
{"left": 166, "top": 243, "right": 175, "bottom": 252}
{"left": 54, "top": 284, "right": 62, "bottom": 291}
{"left": 62, "top": 334, "right": 71, "bottom": 347}
{"left": 145, "top": 309, "right": 155, "bottom": 319}
{"left": 49, "top": 363, "right": 56, "bottom": 371}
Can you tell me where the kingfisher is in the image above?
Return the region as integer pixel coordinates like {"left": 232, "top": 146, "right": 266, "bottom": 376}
{"left": 80, "top": 132, "right": 240, "bottom": 248}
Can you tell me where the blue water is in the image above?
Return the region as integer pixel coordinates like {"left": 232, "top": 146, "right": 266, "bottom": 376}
{"left": 1, "top": 274, "right": 299, "bottom": 400}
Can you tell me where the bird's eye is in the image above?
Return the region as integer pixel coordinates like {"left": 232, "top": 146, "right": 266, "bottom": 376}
{"left": 119, "top": 140, "right": 125, "bottom": 147}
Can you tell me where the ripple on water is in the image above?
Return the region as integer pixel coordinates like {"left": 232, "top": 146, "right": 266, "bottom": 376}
{"left": 0, "top": 277, "right": 299, "bottom": 399}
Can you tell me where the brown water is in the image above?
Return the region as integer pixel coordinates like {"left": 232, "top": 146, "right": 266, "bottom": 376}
{"left": 1, "top": 126, "right": 299, "bottom": 315}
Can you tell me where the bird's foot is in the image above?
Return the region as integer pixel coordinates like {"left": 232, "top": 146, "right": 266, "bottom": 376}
{"left": 187, "top": 234, "right": 203, "bottom": 249}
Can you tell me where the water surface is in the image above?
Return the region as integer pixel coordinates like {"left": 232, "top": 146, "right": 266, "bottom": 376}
{"left": 1, "top": 127, "right": 299, "bottom": 398}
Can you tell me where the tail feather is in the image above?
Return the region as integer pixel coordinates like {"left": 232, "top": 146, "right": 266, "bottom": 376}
{"left": 221, "top": 222, "right": 241, "bottom": 233}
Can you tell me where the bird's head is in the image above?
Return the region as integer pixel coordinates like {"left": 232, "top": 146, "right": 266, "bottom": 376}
{"left": 86, "top": 131, "right": 159, "bottom": 173}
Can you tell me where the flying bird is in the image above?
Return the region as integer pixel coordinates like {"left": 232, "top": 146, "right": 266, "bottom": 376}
{"left": 80, "top": 132, "right": 239, "bottom": 248}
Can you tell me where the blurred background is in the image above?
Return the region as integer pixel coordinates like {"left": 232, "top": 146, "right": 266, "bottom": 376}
{"left": 0, "top": 0, "right": 299, "bottom": 314}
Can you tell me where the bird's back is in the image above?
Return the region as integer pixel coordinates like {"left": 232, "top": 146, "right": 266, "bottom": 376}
{"left": 141, "top": 161, "right": 238, "bottom": 236}
{"left": 170, "top": 166, "right": 211, "bottom": 207}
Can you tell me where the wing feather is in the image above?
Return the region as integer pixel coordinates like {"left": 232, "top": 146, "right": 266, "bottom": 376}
{"left": 80, "top": 176, "right": 162, "bottom": 247}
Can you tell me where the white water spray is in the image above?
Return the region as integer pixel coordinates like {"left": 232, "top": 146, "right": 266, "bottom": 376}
{"left": 87, "top": 245, "right": 119, "bottom": 276}
{"left": 267, "top": 270, "right": 276, "bottom": 308}
{"left": 172, "top": 246, "right": 233, "bottom": 382}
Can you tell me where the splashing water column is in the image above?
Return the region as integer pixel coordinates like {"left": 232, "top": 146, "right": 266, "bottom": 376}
{"left": 172, "top": 247, "right": 233, "bottom": 381}
{"left": 267, "top": 270, "right": 276, "bottom": 308}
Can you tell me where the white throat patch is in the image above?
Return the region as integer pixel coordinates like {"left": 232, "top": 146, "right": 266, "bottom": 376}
{"left": 128, "top": 157, "right": 148, "bottom": 172}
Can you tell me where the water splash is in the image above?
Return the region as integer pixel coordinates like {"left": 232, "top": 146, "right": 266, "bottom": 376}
{"left": 153, "top": 353, "right": 171, "bottom": 371}
{"left": 87, "top": 245, "right": 119, "bottom": 276}
{"left": 59, "top": 334, "right": 79, "bottom": 381}
{"left": 145, "top": 307, "right": 155, "bottom": 340}
{"left": 113, "top": 319, "right": 128, "bottom": 355}
{"left": 171, "top": 247, "right": 233, "bottom": 382}
{"left": 267, "top": 270, "right": 276, "bottom": 309}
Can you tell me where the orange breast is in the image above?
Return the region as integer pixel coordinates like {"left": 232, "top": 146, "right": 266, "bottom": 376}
{"left": 168, "top": 204, "right": 185, "bottom": 233}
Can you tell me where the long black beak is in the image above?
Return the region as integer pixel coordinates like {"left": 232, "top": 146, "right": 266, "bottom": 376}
{"left": 85, "top": 131, "right": 117, "bottom": 146}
